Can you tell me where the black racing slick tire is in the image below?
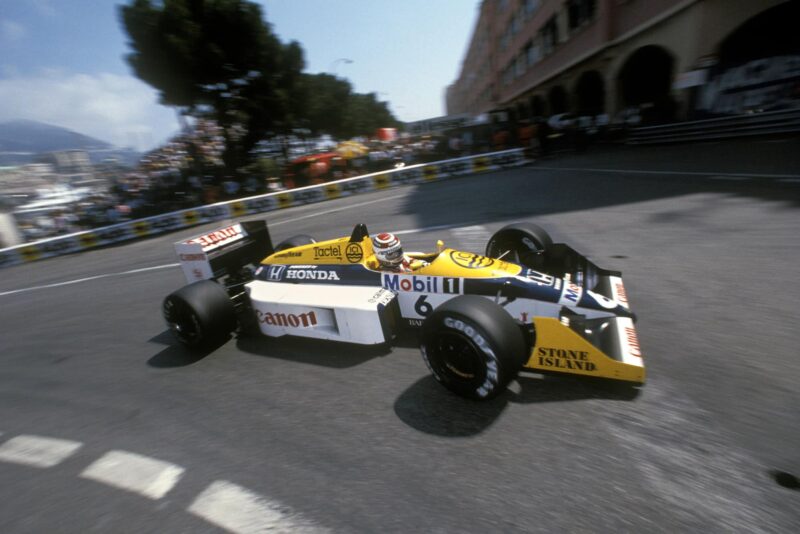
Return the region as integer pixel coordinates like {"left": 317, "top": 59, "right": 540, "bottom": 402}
{"left": 162, "top": 280, "right": 237, "bottom": 349}
{"left": 420, "top": 295, "right": 528, "bottom": 400}
{"left": 485, "top": 222, "right": 553, "bottom": 268}
{"left": 274, "top": 234, "right": 315, "bottom": 252}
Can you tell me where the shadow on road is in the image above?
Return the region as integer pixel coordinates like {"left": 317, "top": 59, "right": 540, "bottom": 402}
{"left": 146, "top": 330, "right": 228, "bottom": 368}
{"left": 397, "top": 139, "right": 800, "bottom": 238}
{"left": 394, "top": 372, "right": 640, "bottom": 437}
{"left": 235, "top": 334, "right": 391, "bottom": 369}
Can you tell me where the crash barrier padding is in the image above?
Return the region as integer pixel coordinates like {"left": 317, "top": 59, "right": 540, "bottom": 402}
{"left": 0, "top": 148, "right": 528, "bottom": 269}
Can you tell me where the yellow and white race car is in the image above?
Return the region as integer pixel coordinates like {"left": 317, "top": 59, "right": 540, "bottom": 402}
{"left": 163, "top": 221, "right": 644, "bottom": 400}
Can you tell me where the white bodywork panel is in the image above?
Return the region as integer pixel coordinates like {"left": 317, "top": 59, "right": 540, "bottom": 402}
{"left": 245, "top": 280, "right": 395, "bottom": 345}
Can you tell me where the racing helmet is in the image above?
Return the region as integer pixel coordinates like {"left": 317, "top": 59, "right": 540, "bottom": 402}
{"left": 372, "top": 232, "right": 404, "bottom": 267}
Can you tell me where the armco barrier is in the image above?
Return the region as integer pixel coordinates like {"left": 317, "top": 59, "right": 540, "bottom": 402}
{"left": 0, "top": 149, "right": 528, "bottom": 270}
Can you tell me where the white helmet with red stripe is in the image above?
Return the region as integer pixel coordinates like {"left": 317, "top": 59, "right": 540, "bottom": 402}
{"left": 372, "top": 232, "right": 404, "bottom": 268}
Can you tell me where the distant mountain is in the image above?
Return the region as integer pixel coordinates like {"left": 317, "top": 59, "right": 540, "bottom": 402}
{"left": 0, "top": 120, "right": 141, "bottom": 167}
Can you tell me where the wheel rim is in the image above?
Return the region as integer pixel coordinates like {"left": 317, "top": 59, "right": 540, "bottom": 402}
{"left": 164, "top": 299, "right": 202, "bottom": 345}
{"left": 432, "top": 331, "right": 484, "bottom": 387}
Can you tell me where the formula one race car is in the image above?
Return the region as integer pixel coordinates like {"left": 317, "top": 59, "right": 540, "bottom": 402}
{"left": 163, "top": 220, "right": 644, "bottom": 399}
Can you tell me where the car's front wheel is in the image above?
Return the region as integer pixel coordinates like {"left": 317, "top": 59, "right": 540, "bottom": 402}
{"left": 420, "top": 295, "right": 528, "bottom": 400}
{"left": 163, "top": 280, "right": 237, "bottom": 350}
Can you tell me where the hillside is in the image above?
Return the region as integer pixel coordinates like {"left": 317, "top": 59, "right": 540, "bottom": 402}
{"left": 0, "top": 120, "right": 141, "bottom": 167}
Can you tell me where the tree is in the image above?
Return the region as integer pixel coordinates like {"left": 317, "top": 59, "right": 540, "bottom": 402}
{"left": 120, "top": 0, "right": 304, "bottom": 177}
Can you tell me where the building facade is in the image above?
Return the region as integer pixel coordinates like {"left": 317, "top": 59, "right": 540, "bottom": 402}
{"left": 446, "top": 0, "right": 799, "bottom": 124}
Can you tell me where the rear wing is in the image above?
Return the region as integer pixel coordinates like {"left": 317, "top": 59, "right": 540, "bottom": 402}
{"left": 174, "top": 220, "right": 273, "bottom": 283}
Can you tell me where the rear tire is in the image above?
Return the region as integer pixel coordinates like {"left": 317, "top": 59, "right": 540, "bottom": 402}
{"left": 274, "top": 234, "right": 315, "bottom": 252}
{"left": 163, "top": 280, "right": 237, "bottom": 349}
{"left": 485, "top": 222, "right": 552, "bottom": 268}
{"left": 420, "top": 295, "right": 528, "bottom": 400}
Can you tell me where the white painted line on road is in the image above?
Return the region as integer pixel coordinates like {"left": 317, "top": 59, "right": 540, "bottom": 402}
{"left": 80, "top": 450, "right": 185, "bottom": 500}
{"left": 0, "top": 435, "right": 82, "bottom": 468}
{"left": 271, "top": 194, "right": 405, "bottom": 226}
{"left": 0, "top": 263, "right": 180, "bottom": 297}
{"left": 709, "top": 176, "right": 748, "bottom": 181}
{"left": 188, "top": 480, "right": 327, "bottom": 534}
{"left": 533, "top": 166, "right": 800, "bottom": 179}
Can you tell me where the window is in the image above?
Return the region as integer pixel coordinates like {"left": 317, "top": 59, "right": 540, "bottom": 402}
{"left": 541, "top": 16, "right": 558, "bottom": 54}
{"left": 525, "top": 0, "right": 540, "bottom": 17}
{"left": 567, "top": 0, "right": 596, "bottom": 30}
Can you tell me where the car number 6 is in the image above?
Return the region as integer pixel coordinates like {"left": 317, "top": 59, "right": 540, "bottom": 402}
{"left": 414, "top": 295, "right": 433, "bottom": 317}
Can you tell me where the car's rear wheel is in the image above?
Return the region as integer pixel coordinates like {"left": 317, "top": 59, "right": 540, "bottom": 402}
{"left": 274, "top": 234, "right": 315, "bottom": 252}
{"left": 163, "top": 280, "right": 237, "bottom": 349}
{"left": 420, "top": 295, "right": 528, "bottom": 400}
{"left": 485, "top": 222, "right": 552, "bottom": 268}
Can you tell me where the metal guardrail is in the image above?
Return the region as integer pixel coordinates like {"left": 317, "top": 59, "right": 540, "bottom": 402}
{"left": 627, "top": 108, "right": 800, "bottom": 145}
{"left": 0, "top": 149, "right": 529, "bottom": 270}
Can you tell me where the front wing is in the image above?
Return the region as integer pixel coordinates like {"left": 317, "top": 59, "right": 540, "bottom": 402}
{"left": 525, "top": 316, "right": 645, "bottom": 383}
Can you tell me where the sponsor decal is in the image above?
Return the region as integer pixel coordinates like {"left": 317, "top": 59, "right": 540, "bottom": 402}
{"left": 200, "top": 206, "right": 228, "bottom": 220}
{"left": 245, "top": 197, "right": 275, "bottom": 213}
{"left": 179, "top": 253, "right": 207, "bottom": 262}
{"left": 79, "top": 233, "right": 98, "bottom": 248}
{"left": 274, "top": 251, "right": 302, "bottom": 258}
{"left": 133, "top": 221, "right": 150, "bottom": 236}
{"left": 267, "top": 265, "right": 286, "bottom": 281}
{"left": 345, "top": 243, "right": 363, "bottom": 263}
{"left": 406, "top": 318, "right": 424, "bottom": 327}
{"left": 373, "top": 174, "right": 390, "bottom": 189}
{"left": 231, "top": 202, "right": 247, "bottom": 217}
{"left": 314, "top": 245, "right": 341, "bottom": 259}
{"left": 368, "top": 288, "right": 394, "bottom": 305}
{"left": 525, "top": 269, "right": 555, "bottom": 286}
{"left": 558, "top": 281, "right": 583, "bottom": 306}
{"left": 383, "top": 274, "right": 461, "bottom": 294}
{"left": 325, "top": 184, "right": 341, "bottom": 199}
{"left": 586, "top": 290, "right": 618, "bottom": 309}
{"left": 256, "top": 310, "right": 318, "bottom": 328}
{"left": 443, "top": 317, "right": 498, "bottom": 397}
{"left": 278, "top": 193, "right": 292, "bottom": 208}
{"left": 423, "top": 165, "right": 438, "bottom": 181}
{"left": 615, "top": 282, "right": 629, "bottom": 307}
{"left": 96, "top": 227, "right": 128, "bottom": 242}
{"left": 286, "top": 269, "right": 340, "bottom": 281}
{"left": 183, "top": 211, "right": 199, "bottom": 225}
{"left": 189, "top": 225, "right": 244, "bottom": 250}
{"left": 20, "top": 246, "right": 41, "bottom": 262}
{"left": 40, "top": 239, "right": 77, "bottom": 255}
{"left": 536, "top": 347, "right": 597, "bottom": 371}
{"left": 440, "top": 161, "right": 467, "bottom": 175}
{"left": 293, "top": 189, "right": 323, "bottom": 204}
{"left": 449, "top": 251, "right": 495, "bottom": 269}
{"left": 624, "top": 326, "right": 642, "bottom": 358}
{"left": 341, "top": 179, "right": 370, "bottom": 194}
{"left": 383, "top": 274, "right": 437, "bottom": 293}
{"left": 473, "top": 157, "right": 489, "bottom": 172}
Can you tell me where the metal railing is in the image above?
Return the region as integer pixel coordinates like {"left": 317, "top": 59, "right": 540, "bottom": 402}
{"left": 627, "top": 108, "right": 800, "bottom": 145}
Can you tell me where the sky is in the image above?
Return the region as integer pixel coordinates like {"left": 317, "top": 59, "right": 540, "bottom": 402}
{"left": 0, "top": 0, "right": 481, "bottom": 151}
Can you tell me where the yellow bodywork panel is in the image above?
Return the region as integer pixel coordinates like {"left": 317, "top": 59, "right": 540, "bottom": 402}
{"left": 525, "top": 318, "right": 645, "bottom": 383}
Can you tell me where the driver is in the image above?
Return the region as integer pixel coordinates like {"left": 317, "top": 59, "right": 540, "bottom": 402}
{"left": 372, "top": 232, "right": 427, "bottom": 272}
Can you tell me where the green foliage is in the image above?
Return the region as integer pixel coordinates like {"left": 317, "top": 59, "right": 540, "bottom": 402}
{"left": 120, "top": 0, "right": 400, "bottom": 176}
{"left": 120, "top": 0, "right": 304, "bottom": 174}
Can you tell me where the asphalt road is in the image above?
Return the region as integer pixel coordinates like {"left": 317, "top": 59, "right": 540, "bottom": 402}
{"left": 1, "top": 138, "right": 799, "bottom": 533}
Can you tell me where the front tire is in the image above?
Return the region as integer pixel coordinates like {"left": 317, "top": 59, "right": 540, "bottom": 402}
{"left": 163, "top": 280, "right": 237, "bottom": 349}
{"left": 420, "top": 295, "right": 528, "bottom": 400}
